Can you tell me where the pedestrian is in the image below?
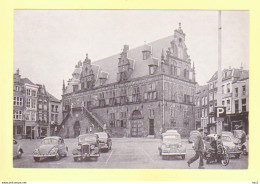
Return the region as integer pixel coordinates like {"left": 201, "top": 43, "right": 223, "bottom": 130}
{"left": 187, "top": 128, "right": 205, "bottom": 169}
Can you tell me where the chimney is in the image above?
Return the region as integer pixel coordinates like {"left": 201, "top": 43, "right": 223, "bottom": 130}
{"left": 16, "top": 68, "right": 20, "bottom": 75}
{"left": 123, "top": 45, "right": 129, "bottom": 52}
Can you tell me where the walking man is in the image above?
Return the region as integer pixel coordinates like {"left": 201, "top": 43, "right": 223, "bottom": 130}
{"left": 187, "top": 128, "right": 205, "bottom": 169}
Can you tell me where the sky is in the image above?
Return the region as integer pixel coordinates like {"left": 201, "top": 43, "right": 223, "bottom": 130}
{"left": 14, "top": 10, "right": 249, "bottom": 99}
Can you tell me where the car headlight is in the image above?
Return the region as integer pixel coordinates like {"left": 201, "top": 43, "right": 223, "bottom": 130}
{"left": 91, "top": 145, "right": 95, "bottom": 149}
{"left": 33, "top": 149, "right": 39, "bottom": 155}
{"left": 49, "top": 147, "right": 58, "bottom": 155}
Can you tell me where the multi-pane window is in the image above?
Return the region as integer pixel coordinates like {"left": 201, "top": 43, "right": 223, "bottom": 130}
{"left": 235, "top": 88, "right": 238, "bottom": 97}
{"left": 143, "top": 51, "right": 151, "bottom": 60}
{"left": 209, "top": 92, "right": 213, "bottom": 101}
{"left": 222, "top": 100, "right": 225, "bottom": 106}
{"left": 31, "top": 111, "right": 36, "bottom": 121}
{"left": 201, "top": 97, "right": 204, "bottom": 106}
{"left": 15, "top": 86, "right": 21, "bottom": 91}
{"left": 235, "top": 100, "right": 239, "bottom": 113}
{"left": 13, "top": 111, "right": 22, "bottom": 120}
{"left": 149, "top": 109, "right": 155, "bottom": 118}
{"left": 51, "top": 114, "right": 54, "bottom": 121}
{"left": 26, "top": 98, "right": 31, "bottom": 108}
{"left": 242, "top": 85, "right": 246, "bottom": 95}
{"left": 31, "top": 100, "right": 36, "bottom": 109}
{"left": 227, "top": 83, "right": 231, "bottom": 93}
{"left": 227, "top": 100, "right": 231, "bottom": 111}
{"left": 32, "top": 90, "right": 36, "bottom": 97}
{"left": 222, "top": 85, "right": 225, "bottom": 94}
{"left": 26, "top": 89, "right": 31, "bottom": 96}
{"left": 13, "top": 97, "right": 23, "bottom": 106}
{"left": 242, "top": 99, "right": 247, "bottom": 112}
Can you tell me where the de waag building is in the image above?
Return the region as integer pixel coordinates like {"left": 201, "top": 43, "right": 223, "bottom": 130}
{"left": 58, "top": 24, "right": 197, "bottom": 138}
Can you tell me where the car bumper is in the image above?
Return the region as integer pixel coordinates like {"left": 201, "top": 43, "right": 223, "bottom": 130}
{"left": 73, "top": 153, "right": 99, "bottom": 158}
{"left": 33, "top": 154, "right": 56, "bottom": 158}
{"left": 162, "top": 152, "right": 186, "bottom": 156}
{"left": 100, "top": 143, "right": 109, "bottom": 149}
{"left": 229, "top": 151, "right": 242, "bottom": 155}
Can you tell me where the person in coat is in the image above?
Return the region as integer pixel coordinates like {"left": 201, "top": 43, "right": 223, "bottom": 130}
{"left": 187, "top": 128, "right": 205, "bottom": 169}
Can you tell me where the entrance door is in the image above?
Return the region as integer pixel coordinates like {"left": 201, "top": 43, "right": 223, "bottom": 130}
{"left": 149, "top": 119, "right": 154, "bottom": 135}
{"left": 131, "top": 120, "right": 143, "bottom": 137}
{"left": 74, "top": 121, "right": 81, "bottom": 138}
{"left": 26, "top": 126, "right": 31, "bottom": 139}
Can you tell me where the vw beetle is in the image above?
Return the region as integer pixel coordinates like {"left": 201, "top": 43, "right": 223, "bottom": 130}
{"left": 33, "top": 136, "right": 68, "bottom": 162}
{"left": 13, "top": 139, "right": 23, "bottom": 159}
{"left": 72, "top": 134, "right": 100, "bottom": 161}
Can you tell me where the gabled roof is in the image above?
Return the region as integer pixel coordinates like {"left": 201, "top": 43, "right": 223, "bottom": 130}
{"left": 21, "top": 78, "right": 35, "bottom": 85}
{"left": 47, "top": 91, "right": 60, "bottom": 103}
{"left": 92, "top": 35, "right": 174, "bottom": 85}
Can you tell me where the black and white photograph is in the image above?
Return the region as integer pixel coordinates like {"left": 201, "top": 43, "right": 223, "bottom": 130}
{"left": 13, "top": 10, "right": 249, "bottom": 169}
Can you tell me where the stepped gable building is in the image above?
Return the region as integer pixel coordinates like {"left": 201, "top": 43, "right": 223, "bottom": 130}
{"left": 59, "top": 24, "right": 197, "bottom": 138}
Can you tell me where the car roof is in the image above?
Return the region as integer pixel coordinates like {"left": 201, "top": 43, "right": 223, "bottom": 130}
{"left": 94, "top": 132, "right": 107, "bottom": 135}
{"left": 165, "top": 130, "right": 178, "bottom": 133}
{"left": 79, "top": 134, "right": 98, "bottom": 137}
{"left": 190, "top": 130, "right": 200, "bottom": 134}
{"left": 43, "top": 136, "right": 61, "bottom": 140}
{"left": 162, "top": 132, "right": 180, "bottom": 137}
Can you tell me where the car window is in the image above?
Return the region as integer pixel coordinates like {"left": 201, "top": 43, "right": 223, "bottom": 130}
{"left": 79, "top": 136, "right": 96, "bottom": 142}
{"left": 222, "top": 136, "right": 232, "bottom": 142}
{"left": 163, "top": 135, "right": 181, "bottom": 143}
{"left": 42, "top": 139, "right": 58, "bottom": 145}
{"left": 96, "top": 133, "right": 108, "bottom": 138}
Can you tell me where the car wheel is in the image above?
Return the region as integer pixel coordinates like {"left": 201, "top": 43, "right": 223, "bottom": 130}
{"left": 54, "top": 152, "right": 60, "bottom": 161}
{"left": 181, "top": 155, "right": 185, "bottom": 160}
{"left": 235, "top": 154, "right": 240, "bottom": 159}
{"left": 34, "top": 157, "right": 40, "bottom": 162}
{"left": 242, "top": 146, "right": 248, "bottom": 155}
{"left": 17, "top": 149, "right": 23, "bottom": 159}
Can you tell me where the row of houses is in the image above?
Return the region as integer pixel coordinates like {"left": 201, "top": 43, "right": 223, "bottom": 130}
{"left": 195, "top": 67, "right": 249, "bottom": 135}
{"left": 13, "top": 69, "right": 62, "bottom": 139}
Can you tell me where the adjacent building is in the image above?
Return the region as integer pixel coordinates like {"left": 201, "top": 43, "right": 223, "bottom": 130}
{"left": 13, "top": 69, "right": 62, "bottom": 139}
{"left": 195, "top": 85, "right": 209, "bottom": 135}
{"left": 59, "top": 24, "right": 197, "bottom": 138}
{"left": 195, "top": 67, "right": 249, "bottom": 135}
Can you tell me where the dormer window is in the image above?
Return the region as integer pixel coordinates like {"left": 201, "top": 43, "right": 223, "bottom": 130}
{"left": 100, "top": 78, "right": 106, "bottom": 86}
{"left": 143, "top": 51, "right": 151, "bottom": 60}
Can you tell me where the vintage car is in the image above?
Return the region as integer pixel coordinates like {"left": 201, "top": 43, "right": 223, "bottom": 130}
{"left": 241, "top": 135, "right": 249, "bottom": 155}
{"left": 222, "top": 131, "right": 241, "bottom": 145}
{"left": 13, "top": 139, "right": 23, "bottom": 159}
{"left": 72, "top": 134, "right": 100, "bottom": 161}
{"left": 165, "top": 130, "right": 178, "bottom": 134}
{"left": 188, "top": 130, "right": 200, "bottom": 143}
{"left": 158, "top": 132, "right": 186, "bottom": 160}
{"left": 94, "top": 132, "right": 112, "bottom": 151}
{"left": 33, "top": 136, "right": 68, "bottom": 162}
{"left": 205, "top": 134, "right": 242, "bottom": 159}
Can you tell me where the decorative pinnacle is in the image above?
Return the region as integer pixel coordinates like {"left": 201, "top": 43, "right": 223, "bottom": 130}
{"left": 179, "top": 22, "right": 181, "bottom": 29}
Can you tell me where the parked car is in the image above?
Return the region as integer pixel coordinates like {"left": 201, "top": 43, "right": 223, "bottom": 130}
{"left": 33, "top": 136, "right": 68, "bottom": 162}
{"left": 188, "top": 130, "right": 200, "bottom": 143}
{"left": 72, "top": 134, "right": 100, "bottom": 162}
{"left": 222, "top": 131, "right": 241, "bottom": 145}
{"left": 13, "top": 139, "right": 23, "bottom": 159}
{"left": 165, "top": 130, "right": 178, "bottom": 134}
{"left": 233, "top": 130, "right": 247, "bottom": 144}
{"left": 158, "top": 132, "right": 186, "bottom": 160}
{"left": 94, "top": 132, "right": 112, "bottom": 152}
{"left": 241, "top": 135, "right": 248, "bottom": 155}
{"left": 205, "top": 134, "right": 242, "bottom": 159}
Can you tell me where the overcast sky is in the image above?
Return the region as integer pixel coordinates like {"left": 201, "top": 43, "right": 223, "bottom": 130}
{"left": 14, "top": 10, "right": 249, "bottom": 99}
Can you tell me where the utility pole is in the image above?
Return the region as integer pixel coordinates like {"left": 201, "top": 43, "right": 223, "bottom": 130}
{"left": 216, "top": 10, "right": 223, "bottom": 136}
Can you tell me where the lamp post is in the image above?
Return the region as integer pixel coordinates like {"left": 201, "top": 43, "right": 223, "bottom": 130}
{"left": 216, "top": 10, "right": 223, "bottom": 136}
